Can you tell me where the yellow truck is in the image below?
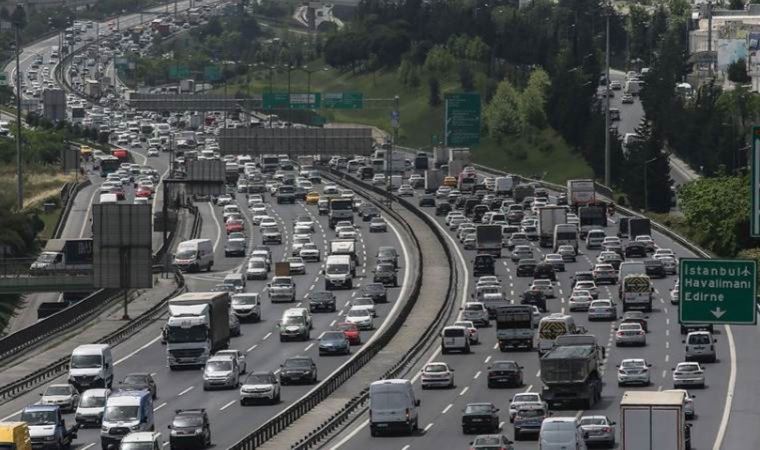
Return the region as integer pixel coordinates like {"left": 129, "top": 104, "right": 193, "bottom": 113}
{"left": 0, "top": 422, "right": 31, "bottom": 450}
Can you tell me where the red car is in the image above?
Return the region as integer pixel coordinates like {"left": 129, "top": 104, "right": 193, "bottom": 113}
{"left": 336, "top": 322, "right": 361, "bottom": 345}
{"left": 225, "top": 219, "right": 244, "bottom": 234}
{"left": 111, "top": 186, "right": 125, "bottom": 200}
{"left": 135, "top": 186, "right": 152, "bottom": 198}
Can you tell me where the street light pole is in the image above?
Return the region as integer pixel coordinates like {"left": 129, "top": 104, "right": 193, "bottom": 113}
{"left": 643, "top": 156, "right": 658, "bottom": 211}
{"left": 604, "top": 4, "right": 611, "bottom": 187}
{"left": 14, "top": 20, "right": 23, "bottom": 211}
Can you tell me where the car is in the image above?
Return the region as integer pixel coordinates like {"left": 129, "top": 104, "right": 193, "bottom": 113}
{"left": 513, "top": 403, "right": 548, "bottom": 440}
{"left": 119, "top": 373, "right": 157, "bottom": 399}
{"left": 135, "top": 185, "right": 152, "bottom": 198}
{"left": 461, "top": 302, "right": 490, "bottom": 327}
{"left": 521, "top": 289, "right": 546, "bottom": 312}
{"left": 369, "top": 216, "right": 388, "bottom": 233}
{"left": 530, "top": 279, "right": 555, "bottom": 298}
{"left": 486, "top": 360, "right": 523, "bottom": 388}
{"left": 610, "top": 80, "right": 622, "bottom": 90}
{"left": 286, "top": 257, "right": 306, "bottom": 275}
{"left": 229, "top": 312, "right": 241, "bottom": 337}
{"left": 225, "top": 219, "right": 244, "bottom": 234}
{"left": 373, "top": 263, "right": 398, "bottom": 287}
{"left": 469, "top": 434, "right": 514, "bottom": 450}
{"left": 215, "top": 194, "right": 233, "bottom": 206}
{"left": 672, "top": 362, "right": 705, "bottom": 388}
{"left": 336, "top": 321, "right": 361, "bottom": 345}
{"left": 351, "top": 297, "right": 377, "bottom": 317}
{"left": 655, "top": 255, "right": 678, "bottom": 274}
{"left": 621, "top": 93, "right": 634, "bottom": 104}
{"left": 371, "top": 174, "right": 385, "bottom": 185}
{"left": 299, "top": 243, "right": 321, "bottom": 262}
{"left": 291, "top": 235, "right": 312, "bottom": 256}
{"left": 515, "top": 258, "right": 538, "bottom": 277}
{"left": 579, "top": 415, "right": 616, "bottom": 447}
{"left": 147, "top": 147, "right": 159, "bottom": 157}
{"left": 644, "top": 258, "right": 667, "bottom": 278}
{"left": 435, "top": 202, "right": 452, "bottom": 216}
{"left": 543, "top": 253, "right": 565, "bottom": 272}
{"left": 345, "top": 307, "right": 374, "bottom": 330}
{"left": 40, "top": 383, "right": 79, "bottom": 412}
{"left": 280, "top": 356, "right": 318, "bottom": 385}
{"left": 420, "top": 362, "right": 455, "bottom": 389}
{"left": 616, "top": 358, "right": 652, "bottom": 386}
{"left": 568, "top": 290, "right": 593, "bottom": 312}
{"left": 419, "top": 194, "right": 436, "bottom": 207}
{"left": 168, "top": 409, "right": 211, "bottom": 449}
{"left": 216, "top": 349, "right": 247, "bottom": 374}
{"left": 336, "top": 225, "right": 358, "bottom": 240}
{"left": 453, "top": 320, "right": 479, "bottom": 344}
{"left": 592, "top": 264, "right": 617, "bottom": 285}
{"left": 664, "top": 389, "right": 696, "bottom": 419}
{"left": 588, "top": 299, "right": 616, "bottom": 321}
{"left": 397, "top": 184, "right": 414, "bottom": 196}
{"left": 361, "top": 283, "right": 388, "bottom": 303}
{"left": 308, "top": 291, "right": 336, "bottom": 312}
{"left": 319, "top": 331, "right": 351, "bottom": 355}
{"left": 557, "top": 245, "right": 576, "bottom": 262}
{"left": 224, "top": 238, "right": 246, "bottom": 257}
{"left": 246, "top": 257, "right": 269, "bottom": 280}
{"left": 621, "top": 311, "right": 649, "bottom": 332}
{"left": 634, "top": 234, "right": 656, "bottom": 252}
{"left": 305, "top": 191, "right": 320, "bottom": 204}
{"left": 574, "top": 280, "right": 599, "bottom": 298}
{"left": 624, "top": 241, "right": 648, "bottom": 258}
{"left": 462, "top": 402, "right": 500, "bottom": 434}
{"left": 670, "top": 283, "right": 680, "bottom": 304}
{"left": 533, "top": 262, "right": 556, "bottom": 281}
{"left": 203, "top": 356, "right": 240, "bottom": 390}
{"left": 684, "top": 331, "right": 717, "bottom": 363}
{"left": 74, "top": 388, "right": 109, "bottom": 427}
{"left": 240, "top": 371, "right": 280, "bottom": 405}
{"left": 508, "top": 392, "right": 546, "bottom": 422}
{"left": 615, "top": 323, "right": 646, "bottom": 346}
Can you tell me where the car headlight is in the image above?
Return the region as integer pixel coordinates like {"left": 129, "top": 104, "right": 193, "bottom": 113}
{"left": 102, "top": 425, "right": 109, "bottom": 432}
{"left": 131, "top": 424, "right": 141, "bottom": 430}
{"left": 44, "top": 435, "right": 56, "bottom": 441}
{"left": 195, "top": 428, "right": 204, "bottom": 435}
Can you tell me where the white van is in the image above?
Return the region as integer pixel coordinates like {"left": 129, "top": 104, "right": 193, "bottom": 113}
{"left": 539, "top": 417, "right": 587, "bottom": 450}
{"left": 174, "top": 239, "right": 214, "bottom": 272}
{"left": 101, "top": 390, "right": 154, "bottom": 449}
{"left": 618, "top": 261, "right": 646, "bottom": 284}
{"left": 231, "top": 293, "right": 261, "bottom": 322}
{"left": 585, "top": 229, "right": 606, "bottom": 249}
{"left": 538, "top": 314, "right": 578, "bottom": 354}
{"left": 324, "top": 254, "right": 354, "bottom": 290}
{"left": 99, "top": 193, "right": 118, "bottom": 204}
{"left": 69, "top": 344, "right": 113, "bottom": 391}
{"left": 441, "top": 325, "right": 470, "bottom": 354}
{"left": 369, "top": 379, "right": 420, "bottom": 436}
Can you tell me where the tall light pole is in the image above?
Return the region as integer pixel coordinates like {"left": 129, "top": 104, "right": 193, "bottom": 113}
{"left": 13, "top": 6, "right": 24, "bottom": 211}
{"left": 643, "top": 156, "right": 659, "bottom": 211}
{"left": 604, "top": 2, "right": 611, "bottom": 187}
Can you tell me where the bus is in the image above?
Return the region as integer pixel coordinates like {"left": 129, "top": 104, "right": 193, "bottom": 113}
{"left": 97, "top": 155, "right": 120, "bottom": 177}
{"left": 537, "top": 313, "right": 579, "bottom": 354}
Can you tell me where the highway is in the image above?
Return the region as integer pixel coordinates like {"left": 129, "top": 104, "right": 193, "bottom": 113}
{"left": 325, "top": 171, "right": 752, "bottom": 450}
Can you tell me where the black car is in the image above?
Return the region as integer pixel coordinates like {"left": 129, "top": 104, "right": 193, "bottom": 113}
{"left": 308, "top": 291, "right": 336, "bottom": 312}
{"left": 120, "top": 373, "right": 157, "bottom": 399}
{"left": 533, "top": 262, "right": 556, "bottom": 281}
{"left": 319, "top": 331, "right": 351, "bottom": 355}
{"left": 168, "top": 409, "right": 211, "bottom": 449}
{"left": 644, "top": 258, "right": 666, "bottom": 278}
{"left": 435, "top": 202, "right": 452, "bottom": 216}
{"left": 462, "top": 402, "right": 501, "bottom": 434}
{"left": 419, "top": 194, "right": 436, "bottom": 207}
{"left": 521, "top": 289, "right": 546, "bottom": 312}
{"left": 487, "top": 360, "right": 524, "bottom": 388}
{"left": 373, "top": 263, "right": 398, "bottom": 287}
{"left": 473, "top": 254, "right": 496, "bottom": 277}
{"left": 515, "top": 259, "right": 538, "bottom": 277}
{"left": 376, "top": 246, "right": 399, "bottom": 269}
{"left": 571, "top": 271, "right": 595, "bottom": 289}
{"left": 624, "top": 242, "right": 648, "bottom": 258}
{"left": 358, "top": 166, "right": 374, "bottom": 180}
{"left": 557, "top": 193, "right": 568, "bottom": 205}
{"left": 621, "top": 311, "right": 649, "bottom": 332}
{"left": 280, "top": 357, "right": 318, "bottom": 385}
{"left": 360, "top": 206, "right": 380, "bottom": 221}
{"left": 224, "top": 239, "right": 246, "bottom": 257}
{"left": 361, "top": 283, "right": 388, "bottom": 303}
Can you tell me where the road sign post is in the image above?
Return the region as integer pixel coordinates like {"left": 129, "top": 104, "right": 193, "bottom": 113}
{"left": 444, "top": 93, "right": 481, "bottom": 147}
{"left": 679, "top": 258, "right": 757, "bottom": 325}
{"left": 752, "top": 126, "right": 760, "bottom": 236}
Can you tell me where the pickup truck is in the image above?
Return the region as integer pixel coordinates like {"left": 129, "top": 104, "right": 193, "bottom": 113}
{"left": 21, "top": 405, "right": 78, "bottom": 450}
{"left": 268, "top": 276, "right": 296, "bottom": 302}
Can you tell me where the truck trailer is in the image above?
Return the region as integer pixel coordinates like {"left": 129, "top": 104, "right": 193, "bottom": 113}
{"left": 566, "top": 179, "right": 596, "bottom": 208}
{"left": 540, "top": 334, "right": 604, "bottom": 409}
{"left": 620, "top": 390, "right": 689, "bottom": 450}
{"left": 476, "top": 225, "right": 502, "bottom": 257}
{"left": 538, "top": 206, "right": 568, "bottom": 248}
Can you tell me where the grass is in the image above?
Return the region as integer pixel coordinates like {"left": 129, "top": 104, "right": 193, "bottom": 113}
{"left": 229, "top": 62, "right": 592, "bottom": 184}
{"left": 0, "top": 166, "right": 75, "bottom": 210}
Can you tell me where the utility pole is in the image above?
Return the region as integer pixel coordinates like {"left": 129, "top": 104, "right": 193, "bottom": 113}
{"left": 387, "top": 95, "right": 400, "bottom": 208}
{"left": 14, "top": 21, "right": 23, "bottom": 211}
{"left": 604, "top": 3, "right": 611, "bottom": 187}
{"left": 707, "top": 1, "right": 713, "bottom": 76}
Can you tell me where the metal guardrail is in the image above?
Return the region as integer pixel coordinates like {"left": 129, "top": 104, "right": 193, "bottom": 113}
{"left": 229, "top": 171, "right": 437, "bottom": 450}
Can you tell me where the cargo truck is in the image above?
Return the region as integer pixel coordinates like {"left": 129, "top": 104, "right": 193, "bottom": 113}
{"left": 494, "top": 176, "right": 515, "bottom": 195}
{"left": 21, "top": 405, "right": 77, "bottom": 450}
{"left": 328, "top": 198, "right": 354, "bottom": 228}
{"left": 620, "top": 390, "right": 690, "bottom": 450}
{"left": 424, "top": 169, "right": 444, "bottom": 192}
{"left": 165, "top": 292, "right": 231, "bottom": 369}
{"left": 578, "top": 205, "right": 607, "bottom": 238}
{"left": 329, "top": 239, "right": 357, "bottom": 263}
{"left": 414, "top": 152, "right": 429, "bottom": 171}
{"left": 432, "top": 147, "right": 448, "bottom": 168}
{"left": 447, "top": 148, "right": 471, "bottom": 176}
{"left": 0, "top": 422, "right": 30, "bottom": 450}
{"left": 540, "top": 334, "right": 604, "bottom": 409}
{"left": 566, "top": 179, "right": 596, "bottom": 208}
{"left": 629, "top": 218, "right": 652, "bottom": 239}
{"left": 495, "top": 305, "right": 534, "bottom": 350}
{"left": 476, "top": 225, "right": 502, "bottom": 257}
{"left": 29, "top": 239, "right": 93, "bottom": 273}
{"left": 538, "top": 207, "right": 568, "bottom": 248}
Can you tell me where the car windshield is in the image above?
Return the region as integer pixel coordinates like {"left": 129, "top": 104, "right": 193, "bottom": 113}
{"left": 493, "top": 362, "right": 518, "bottom": 370}
{"left": 619, "top": 324, "right": 641, "bottom": 331}
{"left": 327, "top": 264, "right": 350, "bottom": 274}
{"left": 285, "top": 359, "right": 311, "bottom": 368}
{"left": 347, "top": 308, "right": 368, "bottom": 318}
{"left": 689, "top": 334, "right": 711, "bottom": 345}
{"left": 337, "top": 323, "right": 356, "bottom": 331}
{"left": 282, "top": 317, "right": 304, "bottom": 326}
{"left": 518, "top": 409, "right": 545, "bottom": 418}
{"left": 21, "top": 410, "right": 57, "bottom": 425}
{"left": 272, "top": 278, "right": 291, "bottom": 286}
{"left": 465, "top": 404, "right": 492, "bottom": 414}
{"left": 173, "top": 414, "right": 203, "bottom": 427}
{"left": 79, "top": 394, "right": 106, "bottom": 407}
{"left": 70, "top": 354, "right": 102, "bottom": 368}
{"left": 176, "top": 250, "right": 197, "bottom": 259}
{"left": 245, "top": 374, "right": 272, "bottom": 384}
{"left": 249, "top": 260, "right": 267, "bottom": 268}
{"left": 354, "top": 298, "right": 373, "bottom": 306}
{"left": 322, "top": 332, "right": 345, "bottom": 341}
{"left": 206, "top": 361, "right": 232, "bottom": 372}
{"left": 364, "top": 284, "right": 384, "bottom": 293}
{"left": 45, "top": 386, "right": 71, "bottom": 396}
{"left": 621, "top": 360, "right": 645, "bottom": 368}
{"left": 513, "top": 394, "right": 538, "bottom": 403}
{"left": 123, "top": 375, "right": 148, "bottom": 385}
{"left": 104, "top": 405, "right": 139, "bottom": 421}
{"left": 580, "top": 417, "right": 607, "bottom": 426}
{"left": 310, "top": 292, "right": 333, "bottom": 301}
{"left": 678, "top": 364, "right": 700, "bottom": 372}
{"left": 232, "top": 295, "right": 257, "bottom": 305}
{"left": 425, "top": 364, "right": 448, "bottom": 373}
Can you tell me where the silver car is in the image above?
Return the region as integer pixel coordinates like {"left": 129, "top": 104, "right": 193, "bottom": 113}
{"left": 588, "top": 299, "right": 617, "bottom": 321}
{"left": 616, "top": 358, "right": 651, "bottom": 386}
{"left": 614, "top": 323, "right": 646, "bottom": 346}
{"left": 579, "top": 415, "right": 616, "bottom": 447}
{"left": 40, "top": 384, "right": 80, "bottom": 413}
{"left": 568, "top": 290, "right": 593, "bottom": 312}
{"left": 672, "top": 362, "right": 705, "bottom": 389}
{"left": 203, "top": 356, "right": 240, "bottom": 390}
{"left": 557, "top": 245, "right": 576, "bottom": 262}
{"left": 511, "top": 245, "right": 533, "bottom": 262}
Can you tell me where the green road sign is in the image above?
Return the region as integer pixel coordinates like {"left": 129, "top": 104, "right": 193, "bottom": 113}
{"left": 752, "top": 126, "right": 760, "bottom": 237}
{"left": 204, "top": 65, "right": 221, "bottom": 82}
{"left": 445, "top": 92, "right": 481, "bottom": 146}
{"left": 263, "top": 92, "right": 320, "bottom": 109}
{"left": 323, "top": 92, "right": 363, "bottom": 109}
{"left": 0, "top": 72, "right": 6, "bottom": 86}
{"left": 169, "top": 65, "right": 190, "bottom": 80}
{"left": 679, "top": 258, "right": 757, "bottom": 325}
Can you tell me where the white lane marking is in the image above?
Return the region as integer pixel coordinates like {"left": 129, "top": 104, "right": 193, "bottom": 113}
{"left": 665, "top": 354, "right": 669, "bottom": 362}
{"left": 318, "top": 331, "right": 326, "bottom": 339}
{"left": 662, "top": 370, "right": 667, "bottom": 379}
{"left": 154, "top": 402, "right": 167, "bottom": 412}
{"left": 459, "top": 386, "right": 469, "bottom": 396}
{"left": 424, "top": 423, "right": 434, "bottom": 432}
{"left": 220, "top": 400, "right": 236, "bottom": 411}
{"left": 484, "top": 356, "right": 492, "bottom": 364}
{"left": 208, "top": 202, "right": 222, "bottom": 252}
{"left": 401, "top": 446, "right": 410, "bottom": 450}
{"left": 80, "top": 444, "right": 96, "bottom": 450}
{"left": 713, "top": 325, "right": 737, "bottom": 450}
{"left": 0, "top": 410, "right": 22, "bottom": 421}
{"left": 442, "top": 403, "right": 453, "bottom": 414}
{"left": 178, "top": 386, "right": 194, "bottom": 396}
{"left": 474, "top": 371, "right": 481, "bottom": 379}
{"left": 263, "top": 332, "right": 272, "bottom": 340}
{"left": 247, "top": 344, "right": 258, "bottom": 353}
{"left": 304, "top": 343, "right": 314, "bottom": 352}
{"left": 524, "top": 384, "right": 533, "bottom": 392}
{"left": 329, "top": 320, "right": 336, "bottom": 327}
{"left": 115, "top": 335, "right": 162, "bottom": 365}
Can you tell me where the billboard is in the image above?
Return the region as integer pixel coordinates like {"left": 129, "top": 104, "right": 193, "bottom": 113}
{"left": 92, "top": 203, "right": 153, "bottom": 289}
{"left": 187, "top": 159, "right": 225, "bottom": 182}
{"left": 218, "top": 127, "right": 373, "bottom": 155}
{"left": 717, "top": 39, "right": 747, "bottom": 70}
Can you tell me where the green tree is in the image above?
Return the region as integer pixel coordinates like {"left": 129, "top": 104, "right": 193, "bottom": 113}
{"left": 622, "top": 118, "right": 672, "bottom": 212}
{"left": 484, "top": 78, "right": 521, "bottom": 140}
{"left": 424, "top": 45, "right": 455, "bottom": 73}
{"left": 465, "top": 36, "right": 490, "bottom": 62}
{"left": 519, "top": 68, "right": 551, "bottom": 130}
{"left": 728, "top": 58, "right": 751, "bottom": 83}
{"left": 428, "top": 76, "right": 441, "bottom": 107}
{"left": 458, "top": 63, "right": 475, "bottom": 91}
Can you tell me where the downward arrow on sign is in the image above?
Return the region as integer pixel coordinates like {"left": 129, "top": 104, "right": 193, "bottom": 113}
{"left": 711, "top": 307, "right": 726, "bottom": 319}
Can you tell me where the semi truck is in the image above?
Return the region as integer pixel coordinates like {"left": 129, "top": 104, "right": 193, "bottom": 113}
{"left": 620, "top": 390, "right": 689, "bottom": 450}
{"left": 495, "top": 305, "right": 534, "bottom": 350}
{"left": 424, "top": 169, "right": 445, "bottom": 192}
{"left": 165, "top": 292, "right": 231, "bottom": 369}
{"left": 629, "top": 217, "right": 652, "bottom": 239}
{"left": 566, "top": 179, "right": 596, "bottom": 208}
{"left": 538, "top": 207, "right": 568, "bottom": 248}
{"left": 29, "top": 239, "right": 93, "bottom": 273}
{"left": 540, "top": 334, "right": 604, "bottom": 409}
{"left": 476, "top": 225, "right": 502, "bottom": 257}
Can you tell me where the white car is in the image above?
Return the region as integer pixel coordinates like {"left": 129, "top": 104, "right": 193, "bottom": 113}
{"left": 336, "top": 226, "right": 357, "bottom": 240}
{"left": 655, "top": 255, "right": 678, "bottom": 274}
{"left": 147, "top": 148, "right": 159, "bottom": 157}
{"left": 293, "top": 216, "right": 315, "bottom": 233}
{"left": 240, "top": 372, "right": 280, "bottom": 405}
{"left": 453, "top": 320, "right": 479, "bottom": 344}
{"left": 286, "top": 257, "right": 306, "bottom": 275}
{"left": 351, "top": 297, "right": 376, "bottom": 317}
{"left": 634, "top": 235, "right": 656, "bottom": 252}
{"left": 260, "top": 217, "right": 278, "bottom": 228}
{"left": 291, "top": 235, "right": 312, "bottom": 256}
{"left": 249, "top": 202, "right": 267, "bottom": 215}
{"left": 299, "top": 243, "right": 321, "bottom": 262}
{"left": 616, "top": 358, "right": 651, "bottom": 386}
{"left": 568, "top": 290, "right": 593, "bottom": 311}
{"left": 664, "top": 389, "right": 696, "bottom": 419}
{"left": 530, "top": 279, "right": 555, "bottom": 298}
{"left": 246, "top": 258, "right": 269, "bottom": 280}
{"left": 251, "top": 213, "right": 270, "bottom": 225}
{"left": 672, "top": 362, "right": 705, "bottom": 389}
{"left": 476, "top": 276, "right": 501, "bottom": 288}
{"left": 345, "top": 307, "right": 373, "bottom": 330}
{"left": 509, "top": 392, "right": 546, "bottom": 422}
{"left": 574, "top": 280, "right": 598, "bottom": 298}
{"left": 216, "top": 349, "right": 247, "bottom": 374}
{"left": 40, "top": 384, "right": 80, "bottom": 413}
{"left": 420, "top": 362, "right": 455, "bottom": 389}
{"left": 615, "top": 323, "right": 646, "bottom": 346}
{"left": 654, "top": 248, "right": 675, "bottom": 258}
{"left": 588, "top": 299, "right": 617, "bottom": 321}
{"left": 397, "top": 184, "right": 414, "bottom": 197}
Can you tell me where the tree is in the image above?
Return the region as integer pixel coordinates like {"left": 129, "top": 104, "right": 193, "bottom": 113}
{"left": 519, "top": 68, "right": 551, "bottom": 130}
{"left": 465, "top": 36, "right": 490, "bottom": 62}
{"left": 424, "top": 45, "right": 455, "bottom": 73}
{"left": 428, "top": 76, "right": 441, "bottom": 107}
{"left": 458, "top": 63, "right": 475, "bottom": 91}
{"left": 484, "top": 78, "right": 521, "bottom": 140}
{"left": 728, "top": 58, "right": 751, "bottom": 83}
{"left": 622, "top": 118, "right": 672, "bottom": 212}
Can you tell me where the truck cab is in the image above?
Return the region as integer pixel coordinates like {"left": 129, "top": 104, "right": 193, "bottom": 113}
{"left": 0, "top": 422, "right": 31, "bottom": 450}
{"left": 21, "top": 405, "right": 78, "bottom": 450}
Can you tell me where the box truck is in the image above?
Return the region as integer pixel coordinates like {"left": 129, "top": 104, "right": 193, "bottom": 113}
{"left": 29, "top": 239, "right": 93, "bottom": 273}
{"left": 620, "top": 390, "right": 689, "bottom": 450}
{"left": 566, "top": 179, "right": 596, "bottom": 208}
{"left": 538, "top": 207, "right": 567, "bottom": 248}
{"left": 165, "top": 292, "right": 231, "bottom": 369}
